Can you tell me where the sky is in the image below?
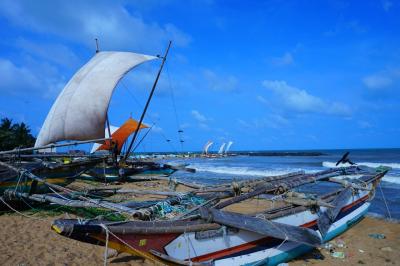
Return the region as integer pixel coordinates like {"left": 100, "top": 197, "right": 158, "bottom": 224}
{"left": 0, "top": 0, "right": 399, "bottom": 152}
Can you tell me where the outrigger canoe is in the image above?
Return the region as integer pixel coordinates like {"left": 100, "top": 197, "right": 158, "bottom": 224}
{"left": 52, "top": 167, "right": 388, "bottom": 265}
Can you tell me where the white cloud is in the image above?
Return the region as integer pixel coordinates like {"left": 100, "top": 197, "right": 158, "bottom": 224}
{"left": 271, "top": 52, "right": 294, "bottom": 66}
{"left": 202, "top": 69, "right": 238, "bottom": 91}
{"left": 362, "top": 74, "right": 393, "bottom": 89}
{"left": 151, "top": 125, "right": 163, "bottom": 133}
{"left": 0, "top": 59, "right": 41, "bottom": 94}
{"left": 191, "top": 110, "right": 213, "bottom": 130}
{"left": 16, "top": 38, "right": 81, "bottom": 68}
{"left": 237, "top": 114, "right": 289, "bottom": 130}
{"left": 191, "top": 110, "right": 208, "bottom": 123}
{"left": 0, "top": 57, "right": 66, "bottom": 98}
{"left": 257, "top": 95, "right": 268, "bottom": 104}
{"left": 0, "top": 0, "right": 191, "bottom": 53}
{"left": 358, "top": 120, "right": 373, "bottom": 129}
{"left": 382, "top": 0, "right": 393, "bottom": 11}
{"left": 262, "top": 80, "right": 351, "bottom": 116}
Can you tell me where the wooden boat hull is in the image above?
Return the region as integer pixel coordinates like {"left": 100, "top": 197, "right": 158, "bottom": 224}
{"left": 79, "top": 164, "right": 177, "bottom": 182}
{"left": 52, "top": 185, "right": 375, "bottom": 265}
{"left": 0, "top": 159, "right": 102, "bottom": 195}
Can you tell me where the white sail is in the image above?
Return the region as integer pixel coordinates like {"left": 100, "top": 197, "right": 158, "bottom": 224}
{"left": 218, "top": 143, "right": 226, "bottom": 154}
{"left": 203, "top": 141, "right": 213, "bottom": 154}
{"left": 225, "top": 141, "right": 234, "bottom": 153}
{"left": 35, "top": 51, "right": 157, "bottom": 147}
{"left": 90, "top": 126, "right": 118, "bottom": 153}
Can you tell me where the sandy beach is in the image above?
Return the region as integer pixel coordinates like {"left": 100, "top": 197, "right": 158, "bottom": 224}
{"left": 0, "top": 211, "right": 398, "bottom": 266}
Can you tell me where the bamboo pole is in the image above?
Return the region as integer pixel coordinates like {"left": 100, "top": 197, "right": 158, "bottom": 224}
{"left": 0, "top": 138, "right": 111, "bottom": 155}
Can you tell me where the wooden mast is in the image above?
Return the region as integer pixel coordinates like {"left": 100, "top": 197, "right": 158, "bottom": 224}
{"left": 122, "top": 41, "right": 172, "bottom": 163}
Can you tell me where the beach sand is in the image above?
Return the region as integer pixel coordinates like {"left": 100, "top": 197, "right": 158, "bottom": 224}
{"left": 0, "top": 179, "right": 399, "bottom": 265}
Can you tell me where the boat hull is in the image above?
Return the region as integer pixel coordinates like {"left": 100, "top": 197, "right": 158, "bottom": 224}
{"left": 79, "top": 165, "right": 176, "bottom": 182}
{"left": 0, "top": 159, "right": 102, "bottom": 195}
{"left": 52, "top": 188, "right": 373, "bottom": 265}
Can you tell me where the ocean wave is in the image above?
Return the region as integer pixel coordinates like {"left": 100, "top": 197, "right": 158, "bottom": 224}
{"left": 332, "top": 174, "right": 400, "bottom": 185}
{"left": 322, "top": 161, "right": 400, "bottom": 169}
{"left": 190, "top": 165, "right": 302, "bottom": 177}
{"left": 381, "top": 175, "right": 400, "bottom": 185}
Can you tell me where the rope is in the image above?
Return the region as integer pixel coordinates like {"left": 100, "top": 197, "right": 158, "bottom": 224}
{"left": 0, "top": 196, "right": 46, "bottom": 221}
{"left": 120, "top": 80, "right": 177, "bottom": 152}
{"left": 99, "top": 223, "right": 162, "bottom": 264}
{"left": 101, "top": 224, "right": 110, "bottom": 266}
{"left": 166, "top": 62, "right": 184, "bottom": 151}
{"left": 378, "top": 183, "right": 392, "bottom": 219}
{"left": 251, "top": 234, "right": 289, "bottom": 266}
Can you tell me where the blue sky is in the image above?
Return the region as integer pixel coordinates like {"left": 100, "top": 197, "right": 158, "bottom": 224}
{"left": 0, "top": 0, "right": 399, "bottom": 152}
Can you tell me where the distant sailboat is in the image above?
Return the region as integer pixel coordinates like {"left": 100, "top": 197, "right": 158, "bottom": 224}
{"left": 203, "top": 141, "right": 214, "bottom": 155}
{"left": 218, "top": 143, "right": 226, "bottom": 154}
{"left": 225, "top": 141, "right": 234, "bottom": 154}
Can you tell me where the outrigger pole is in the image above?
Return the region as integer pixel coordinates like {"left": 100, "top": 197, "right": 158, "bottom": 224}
{"left": 122, "top": 41, "right": 172, "bottom": 163}
{"left": 0, "top": 138, "right": 111, "bottom": 155}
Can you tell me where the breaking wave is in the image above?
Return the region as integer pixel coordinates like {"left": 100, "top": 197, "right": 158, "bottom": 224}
{"left": 322, "top": 161, "right": 400, "bottom": 169}
{"left": 190, "top": 165, "right": 303, "bottom": 177}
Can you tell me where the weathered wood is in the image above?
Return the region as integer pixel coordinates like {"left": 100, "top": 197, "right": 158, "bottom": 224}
{"left": 317, "top": 187, "right": 353, "bottom": 237}
{"left": 328, "top": 177, "right": 370, "bottom": 191}
{"left": 0, "top": 138, "right": 111, "bottom": 155}
{"left": 214, "top": 168, "right": 350, "bottom": 209}
{"left": 89, "top": 188, "right": 186, "bottom": 197}
{"left": 200, "top": 207, "right": 322, "bottom": 247}
{"left": 55, "top": 219, "right": 221, "bottom": 235}
{"left": 4, "top": 190, "right": 102, "bottom": 208}
{"left": 283, "top": 197, "right": 334, "bottom": 208}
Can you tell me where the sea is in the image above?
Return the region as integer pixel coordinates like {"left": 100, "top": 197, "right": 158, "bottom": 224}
{"left": 167, "top": 148, "right": 400, "bottom": 220}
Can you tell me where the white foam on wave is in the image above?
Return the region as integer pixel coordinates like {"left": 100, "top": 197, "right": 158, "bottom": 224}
{"left": 382, "top": 175, "right": 400, "bottom": 185}
{"left": 323, "top": 161, "right": 400, "bottom": 169}
{"left": 190, "top": 165, "right": 300, "bottom": 177}
{"left": 330, "top": 174, "right": 400, "bottom": 185}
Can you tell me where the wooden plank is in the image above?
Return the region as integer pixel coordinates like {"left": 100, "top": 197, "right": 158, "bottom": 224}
{"left": 200, "top": 208, "right": 322, "bottom": 247}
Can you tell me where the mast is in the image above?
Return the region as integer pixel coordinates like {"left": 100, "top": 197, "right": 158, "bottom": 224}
{"left": 122, "top": 41, "right": 172, "bottom": 162}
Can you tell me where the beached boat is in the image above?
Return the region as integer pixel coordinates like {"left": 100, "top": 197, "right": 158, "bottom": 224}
{"left": 81, "top": 117, "right": 193, "bottom": 182}
{"left": 0, "top": 41, "right": 171, "bottom": 192}
{"left": 51, "top": 164, "right": 389, "bottom": 265}
{"left": 0, "top": 157, "right": 103, "bottom": 195}
{"left": 81, "top": 160, "right": 189, "bottom": 182}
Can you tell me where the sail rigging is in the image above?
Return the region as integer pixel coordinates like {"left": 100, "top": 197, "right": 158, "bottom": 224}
{"left": 35, "top": 51, "right": 157, "bottom": 148}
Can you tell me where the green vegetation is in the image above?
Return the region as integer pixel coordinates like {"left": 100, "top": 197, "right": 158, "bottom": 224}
{"left": 0, "top": 117, "right": 36, "bottom": 150}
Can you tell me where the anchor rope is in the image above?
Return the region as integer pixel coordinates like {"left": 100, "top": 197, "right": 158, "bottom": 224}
{"left": 378, "top": 183, "right": 392, "bottom": 219}
{"left": 102, "top": 224, "right": 110, "bottom": 266}
{"left": 0, "top": 196, "right": 46, "bottom": 221}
